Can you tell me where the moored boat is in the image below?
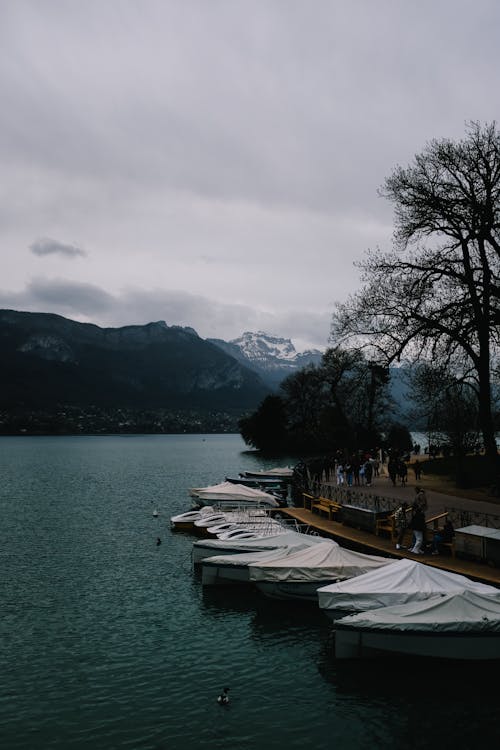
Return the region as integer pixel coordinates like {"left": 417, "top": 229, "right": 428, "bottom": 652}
{"left": 192, "top": 529, "right": 323, "bottom": 566}
{"left": 317, "top": 558, "right": 500, "bottom": 619}
{"left": 189, "top": 481, "right": 281, "bottom": 509}
{"left": 170, "top": 506, "right": 222, "bottom": 531}
{"left": 241, "top": 467, "right": 294, "bottom": 481}
{"left": 225, "top": 475, "right": 286, "bottom": 489}
{"left": 333, "top": 590, "right": 500, "bottom": 660}
{"left": 248, "top": 541, "right": 391, "bottom": 602}
{"left": 201, "top": 546, "right": 297, "bottom": 586}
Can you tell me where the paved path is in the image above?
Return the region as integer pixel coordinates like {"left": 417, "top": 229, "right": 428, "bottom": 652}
{"left": 323, "top": 469, "right": 500, "bottom": 524}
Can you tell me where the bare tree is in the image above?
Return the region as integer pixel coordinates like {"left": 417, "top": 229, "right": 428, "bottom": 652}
{"left": 332, "top": 122, "right": 500, "bottom": 476}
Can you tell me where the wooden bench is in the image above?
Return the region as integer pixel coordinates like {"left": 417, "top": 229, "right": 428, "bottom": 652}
{"left": 311, "top": 496, "right": 342, "bottom": 522}
{"left": 302, "top": 493, "right": 315, "bottom": 511}
{"left": 375, "top": 513, "right": 396, "bottom": 539}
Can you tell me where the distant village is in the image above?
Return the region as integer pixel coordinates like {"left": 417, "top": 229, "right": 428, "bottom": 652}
{"left": 0, "top": 407, "right": 241, "bottom": 435}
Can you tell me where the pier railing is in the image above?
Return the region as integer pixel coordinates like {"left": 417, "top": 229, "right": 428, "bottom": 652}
{"left": 307, "top": 481, "right": 399, "bottom": 513}
{"left": 302, "top": 482, "right": 500, "bottom": 532}
{"left": 444, "top": 507, "right": 500, "bottom": 530}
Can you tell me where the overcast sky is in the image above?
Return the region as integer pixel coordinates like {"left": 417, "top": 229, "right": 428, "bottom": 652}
{"left": 0, "top": 0, "right": 498, "bottom": 351}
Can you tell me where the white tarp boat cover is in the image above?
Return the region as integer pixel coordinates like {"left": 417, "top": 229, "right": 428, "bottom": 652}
{"left": 193, "top": 530, "right": 325, "bottom": 555}
{"left": 189, "top": 481, "right": 280, "bottom": 506}
{"left": 334, "top": 589, "right": 500, "bottom": 634}
{"left": 201, "top": 546, "right": 302, "bottom": 568}
{"left": 317, "top": 558, "right": 500, "bottom": 613}
{"left": 242, "top": 467, "right": 294, "bottom": 478}
{"left": 248, "top": 541, "right": 391, "bottom": 583}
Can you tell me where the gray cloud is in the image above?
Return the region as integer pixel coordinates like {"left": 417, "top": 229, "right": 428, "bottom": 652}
{"left": 1, "top": 2, "right": 499, "bottom": 351}
{"left": 30, "top": 237, "right": 87, "bottom": 258}
{"left": 0, "top": 278, "right": 330, "bottom": 352}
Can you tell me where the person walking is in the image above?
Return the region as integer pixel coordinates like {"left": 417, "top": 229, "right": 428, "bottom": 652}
{"left": 336, "top": 462, "right": 344, "bottom": 485}
{"left": 398, "top": 459, "right": 408, "bottom": 487}
{"left": 388, "top": 457, "right": 398, "bottom": 486}
{"left": 364, "top": 459, "right": 373, "bottom": 487}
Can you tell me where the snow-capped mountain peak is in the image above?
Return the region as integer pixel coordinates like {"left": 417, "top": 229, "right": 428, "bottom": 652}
{"left": 230, "top": 331, "right": 298, "bottom": 363}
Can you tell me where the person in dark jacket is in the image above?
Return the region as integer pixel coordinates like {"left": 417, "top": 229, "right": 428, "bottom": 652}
{"left": 408, "top": 505, "right": 426, "bottom": 554}
{"left": 388, "top": 457, "right": 398, "bottom": 486}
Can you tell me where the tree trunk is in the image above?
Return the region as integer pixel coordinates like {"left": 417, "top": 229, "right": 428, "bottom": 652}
{"left": 477, "top": 353, "right": 499, "bottom": 483}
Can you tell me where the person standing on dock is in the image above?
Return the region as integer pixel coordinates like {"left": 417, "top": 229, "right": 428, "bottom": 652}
{"left": 414, "top": 486, "right": 428, "bottom": 513}
{"left": 408, "top": 504, "right": 426, "bottom": 554}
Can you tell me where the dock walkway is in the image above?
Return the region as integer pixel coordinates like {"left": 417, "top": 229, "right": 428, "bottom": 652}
{"left": 277, "top": 473, "right": 500, "bottom": 587}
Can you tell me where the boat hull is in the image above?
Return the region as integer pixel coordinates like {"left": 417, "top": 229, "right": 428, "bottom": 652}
{"left": 201, "top": 562, "right": 252, "bottom": 586}
{"left": 334, "top": 627, "right": 500, "bottom": 660}
{"left": 255, "top": 579, "right": 339, "bottom": 602}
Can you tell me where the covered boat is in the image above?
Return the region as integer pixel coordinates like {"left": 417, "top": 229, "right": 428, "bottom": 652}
{"left": 248, "top": 541, "right": 391, "bottom": 601}
{"left": 201, "top": 546, "right": 303, "bottom": 586}
{"left": 333, "top": 590, "right": 500, "bottom": 660}
{"left": 318, "top": 558, "right": 500, "bottom": 618}
{"left": 192, "top": 529, "right": 323, "bottom": 566}
{"left": 189, "top": 481, "right": 281, "bottom": 508}
{"left": 241, "top": 466, "right": 294, "bottom": 480}
{"left": 225, "top": 475, "right": 286, "bottom": 489}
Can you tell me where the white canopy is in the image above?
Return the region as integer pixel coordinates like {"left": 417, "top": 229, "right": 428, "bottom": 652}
{"left": 189, "top": 481, "right": 280, "bottom": 506}
{"left": 248, "top": 541, "right": 389, "bottom": 583}
{"left": 317, "top": 558, "right": 500, "bottom": 613}
{"left": 334, "top": 589, "right": 500, "bottom": 634}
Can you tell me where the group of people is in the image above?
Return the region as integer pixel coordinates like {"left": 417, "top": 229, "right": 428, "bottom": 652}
{"left": 335, "top": 455, "right": 379, "bottom": 487}
{"left": 394, "top": 487, "right": 454, "bottom": 555}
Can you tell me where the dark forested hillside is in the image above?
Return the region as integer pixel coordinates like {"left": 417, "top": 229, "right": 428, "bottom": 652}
{"left": 0, "top": 310, "right": 270, "bottom": 413}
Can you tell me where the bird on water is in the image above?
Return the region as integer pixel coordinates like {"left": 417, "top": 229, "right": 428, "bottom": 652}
{"left": 217, "top": 687, "right": 229, "bottom": 705}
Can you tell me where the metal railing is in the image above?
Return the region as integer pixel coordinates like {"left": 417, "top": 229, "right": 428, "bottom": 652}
{"left": 444, "top": 507, "right": 500, "bottom": 530}
{"left": 307, "top": 481, "right": 399, "bottom": 513}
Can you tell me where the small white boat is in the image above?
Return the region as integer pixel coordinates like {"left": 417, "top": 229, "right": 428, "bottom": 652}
{"left": 193, "top": 513, "right": 228, "bottom": 536}
{"left": 242, "top": 467, "right": 294, "bottom": 480}
{"left": 248, "top": 541, "right": 391, "bottom": 602}
{"left": 317, "top": 558, "right": 500, "bottom": 619}
{"left": 206, "top": 522, "right": 240, "bottom": 536}
{"left": 170, "top": 506, "right": 222, "bottom": 531}
{"left": 215, "top": 529, "right": 263, "bottom": 541}
{"left": 333, "top": 590, "right": 500, "bottom": 660}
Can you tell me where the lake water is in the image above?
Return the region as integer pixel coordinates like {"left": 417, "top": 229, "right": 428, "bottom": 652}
{"left": 1, "top": 434, "right": 499, "bottom": 750}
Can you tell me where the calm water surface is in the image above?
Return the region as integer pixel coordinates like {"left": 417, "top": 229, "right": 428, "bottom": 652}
{"left": 1, "top": 434, "right": 498, "bottom": 750}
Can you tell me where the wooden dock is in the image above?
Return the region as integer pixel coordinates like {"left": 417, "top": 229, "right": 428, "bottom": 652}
{"left": 276, "top": 505, "right": 500, "bottom": 587}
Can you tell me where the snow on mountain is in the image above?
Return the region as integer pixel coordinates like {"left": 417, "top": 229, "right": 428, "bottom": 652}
{"left": 208, "top": 331, "right": 323, "bottom": 389}
{"left": 231, "top": 331, "right": 299, "bottom": 363}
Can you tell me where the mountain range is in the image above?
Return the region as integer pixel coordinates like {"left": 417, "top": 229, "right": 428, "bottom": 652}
{"left": 0, "top": 310, "right": 322, "bottom": 417}
{"left": 0, "top": 309, "right": 411, "bottom": 435}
